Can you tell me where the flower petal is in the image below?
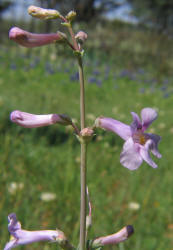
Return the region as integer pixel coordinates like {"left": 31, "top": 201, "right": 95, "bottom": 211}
{"left": 146, "top": 133, "right": 162, "bottom": 158}
{"left": 141, "top": 108, "right": 158, "bottom": 131}
{"left": 130, "top": 112, "right": 142, "bottom": 133}
{"left": 8, "top": 213, "right": 21, "bottom": 234}
{"left": 9, "top": 27, "right": 61, "bottom": 48}
{"left": 4, "top": 239, "right": 17, "bottom": 250}
{"left": 139, "top": 140, "right": 158, "bottom": 168}
{"left": 96, "top": 117, "right": 131, "bottom": 140}
{"left": 120, "top": 138, "right": 143, "bottom": 170}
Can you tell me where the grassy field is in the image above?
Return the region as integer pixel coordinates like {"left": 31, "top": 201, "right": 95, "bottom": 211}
{"left": 0, "top": 41, "right": 173, "bottom": 250}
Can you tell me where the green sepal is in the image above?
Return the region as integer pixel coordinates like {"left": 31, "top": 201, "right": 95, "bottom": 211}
{"left": 86, "top": 240, "right": 103, "bottom": 250}
{"left": 65, "top": 11, "right": 76, "bottom": 21}
{"left": 61, "top": 22, "right": 71, "bottom": 27}
{"left": 59, "top": 114, "right": 73, "bottom": 125}
{"left": 73, "top": 50, "right": 84, "bottom": 58}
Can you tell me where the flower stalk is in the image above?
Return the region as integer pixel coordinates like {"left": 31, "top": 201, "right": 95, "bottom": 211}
{"left": 78, "top": 54, "right": 87, "bottom": 250}
{"left": 80, "top": 141, "right": 87, "bottom": 250}
{"left": 68, "top": 24, "right": 79, "bottom": 51}
{"left": 66, "top": 17, "right": 87, "bottom": 248}
{"left": 78, "top": 56, "right": 86, "bottom": 130}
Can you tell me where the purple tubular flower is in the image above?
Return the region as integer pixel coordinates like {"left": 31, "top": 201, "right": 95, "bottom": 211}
{"left": 96, "top": 108, "right": 161, "bottom": 170}
{"left": 4, "top": 213, "right": 61, "bottom": 250}
{"left": 9, "top": 27, "right": 61, "bottom": 48}
{"left": 10, "top": 110, "right": 69, "bottom": 128}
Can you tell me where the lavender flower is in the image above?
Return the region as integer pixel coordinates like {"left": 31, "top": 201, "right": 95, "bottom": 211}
{"left": 4, "top": 213, "right": 62, "bottom": 250}
{"left": 9, "top": 27, "right": 62, "bottom": 48}
{"left": 96, "top": 108, "right": 161, "bottom": 170}
{"left": 10, "top": 110, "right": 72, "bottom": 128}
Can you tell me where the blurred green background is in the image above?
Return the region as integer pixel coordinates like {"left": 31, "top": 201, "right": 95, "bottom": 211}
{"left": 0, "top": 0, "right": 173, "bottom": 249}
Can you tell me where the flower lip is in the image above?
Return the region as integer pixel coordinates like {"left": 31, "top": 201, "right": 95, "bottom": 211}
{"left": 141, "top": 108, "right": 158, "bottom": 131}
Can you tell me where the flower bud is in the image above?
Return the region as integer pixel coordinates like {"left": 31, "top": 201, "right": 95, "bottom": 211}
{"left": 75, "top": 31, "right": 88, "bottom": 44}
{"left": 28, "top": 5, "right": 61, "bottom": 20}
{"left": 10, "top": 110, "right": 72, "bottom": 128}
{"left": 80, "top": 127, "right": 94, "bottom": 137}
{"left": 65, "top": 11, "right": 76, "bottom": 21}
{"left": 91, "top": 225, "right": 134, "bottom": 248}
{"left": 77, "top": 127, "right": 94, "bottom": 144}
{"left": 81, "top": 127, "right": 94, "bottom": 142}
{"left": 9, "top": 27, "right": 62, "bottom": 48}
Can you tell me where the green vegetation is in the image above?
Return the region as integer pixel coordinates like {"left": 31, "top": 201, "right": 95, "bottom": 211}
{"left": 0, "top": 32, "right": 173, "bottom": 250}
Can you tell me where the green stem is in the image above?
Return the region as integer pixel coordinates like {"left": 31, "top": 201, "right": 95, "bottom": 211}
{"left": 68, "top": 24, "right": 79, "bottom": 51}
{"left": 78, "top": 55, "right": 87, "bottom": 250}
{"left": 67, "top": 21, "right": 86, "bottom": 249}
{"left": 78, "top": 57, "right": 85, "bottom": 130}
{"left": 80, "top": 142, "right": 87, "bottom": 250}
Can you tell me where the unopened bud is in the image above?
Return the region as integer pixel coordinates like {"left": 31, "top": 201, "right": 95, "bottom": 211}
{"left": 79, "top": 127, "right": 94, "bottom": 143}
{"left": 65, "top": 11, "right": 76, "bottom": 21}
{"left": 81, "top": 127, "right": 94, "bottom": 137}
{"left": 10, "top": 110, "right": 72, "bottom": 128}
{"left": 91, "top": 225, "right": 134, "bottom": 248}
{"left": 9, "top": 27, "right": 63, "bottom": 48}
{"left": 28, "top": 5, "right": 61, "bottom": 20}
{"left": 75, "top": 31, "right": 88, "bottom": 44}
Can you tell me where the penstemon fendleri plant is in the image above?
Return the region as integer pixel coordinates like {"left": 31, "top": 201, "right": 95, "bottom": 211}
{"left": 4, "top": 5, "right": 162, "bottom": 250}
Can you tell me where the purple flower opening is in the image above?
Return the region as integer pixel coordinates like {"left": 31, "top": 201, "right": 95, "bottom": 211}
{"left": 9, "top": 27, "right": 61, "bottom": 48}
{"left": 4, "top": 213, "right": 62, "bottom": 250}
{"left": 97, "top": 108, "right": 161, "bottom": 170}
